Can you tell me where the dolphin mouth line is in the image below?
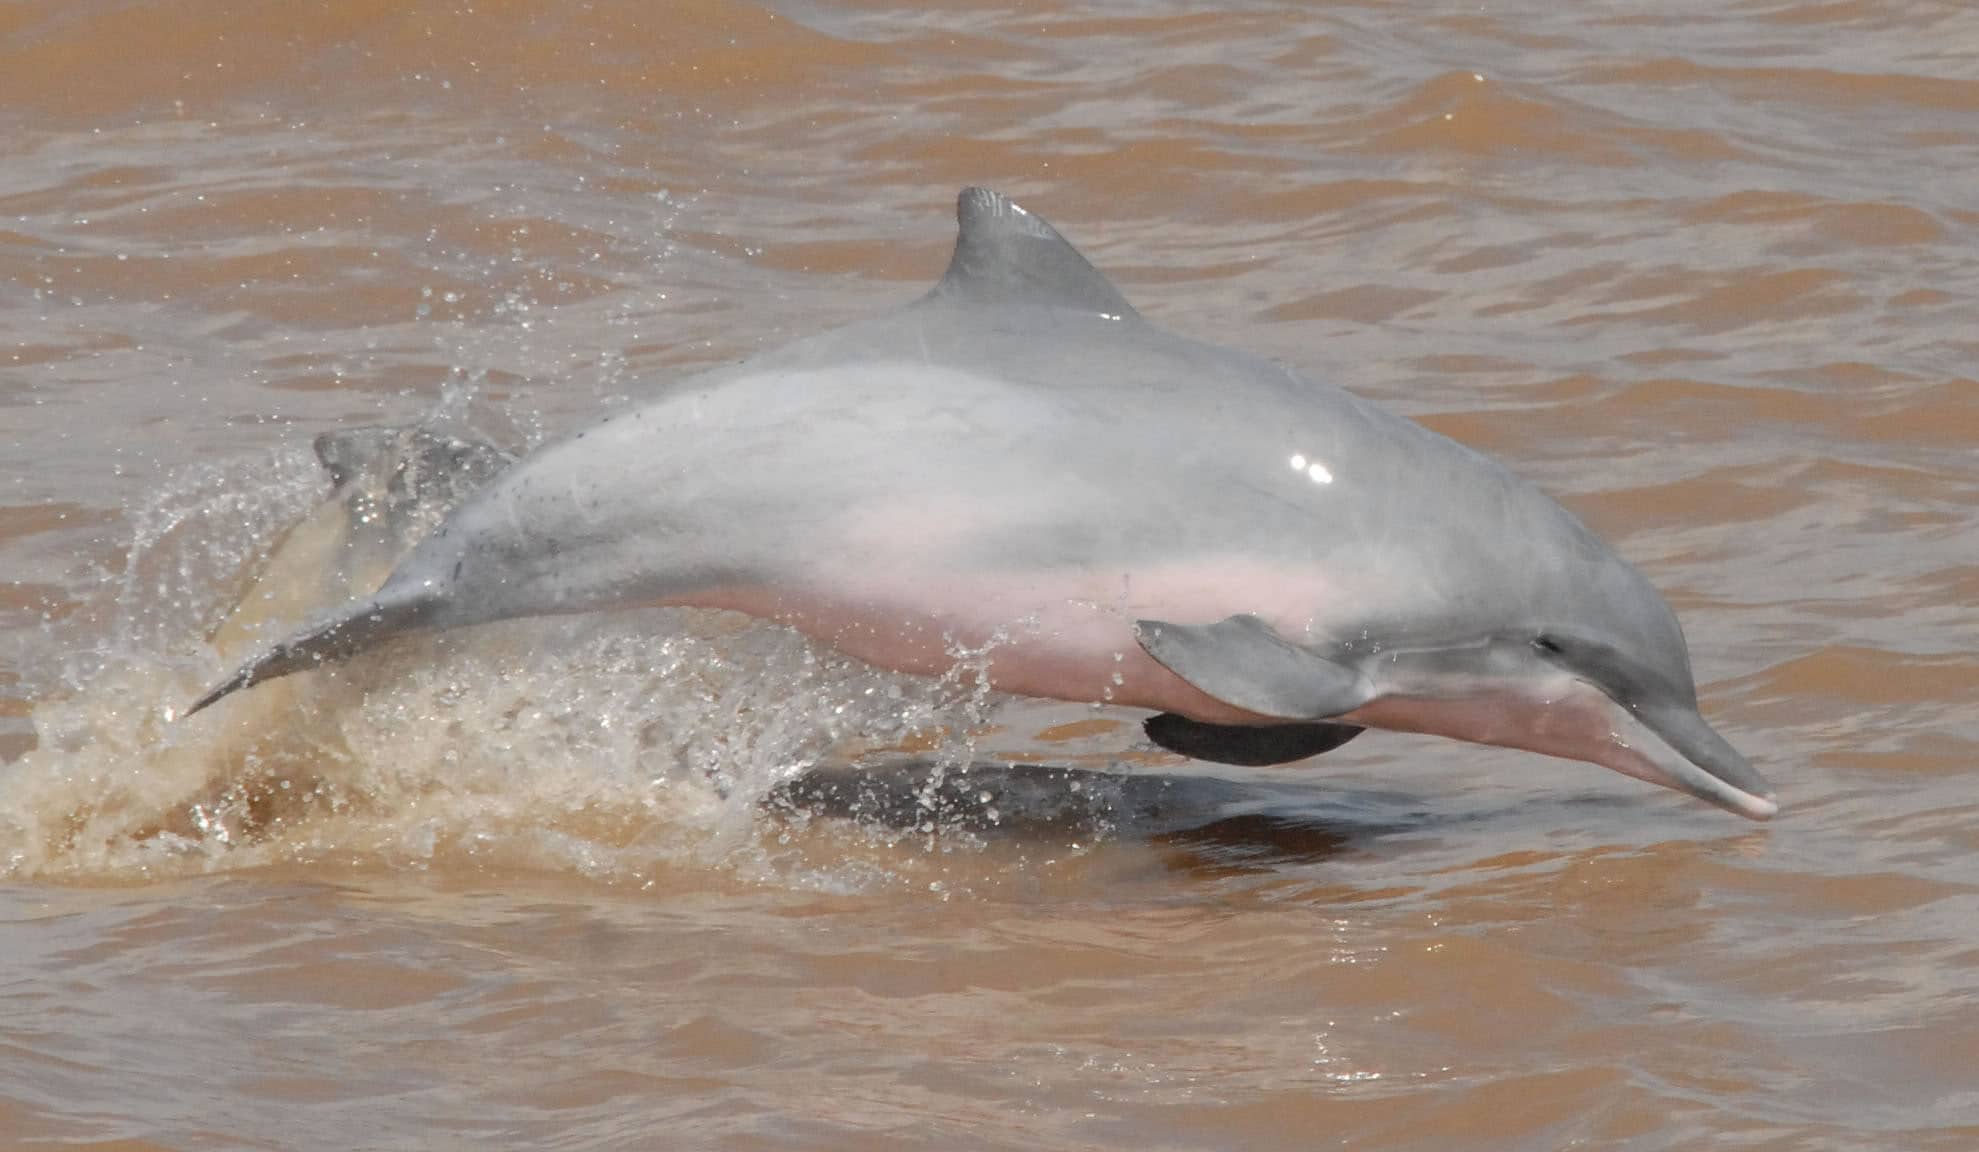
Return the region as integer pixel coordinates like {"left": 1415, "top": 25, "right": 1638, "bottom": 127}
{"left": 1646, "top": 755, "right": 1779, "bottom": 821}
{"left": 1609, "top": 706, "right": 1777, "bottom": 822}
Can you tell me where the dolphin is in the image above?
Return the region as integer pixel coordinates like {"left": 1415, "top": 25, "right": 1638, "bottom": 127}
{"left": 206, "top": 425, "right": 515, "bottom": 661}
{"left": 185, "top": 187, "right": 1777, "bottom": 820}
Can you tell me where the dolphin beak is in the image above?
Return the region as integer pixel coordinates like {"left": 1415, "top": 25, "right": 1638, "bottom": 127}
{"left": 1608, "top": 703, "right": 1778, "bottom": 821}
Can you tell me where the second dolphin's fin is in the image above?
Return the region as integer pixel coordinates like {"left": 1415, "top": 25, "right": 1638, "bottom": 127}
{"left": 1143, "top": 713, "right": 1364, "bottom": 766}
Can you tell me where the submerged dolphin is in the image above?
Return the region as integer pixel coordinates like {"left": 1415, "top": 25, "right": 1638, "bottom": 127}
{"left": 187, "top": 188, "right": 1776, "bottom": 820}
{"left": 206, "top": 425, "right": 514, "bottom": 662}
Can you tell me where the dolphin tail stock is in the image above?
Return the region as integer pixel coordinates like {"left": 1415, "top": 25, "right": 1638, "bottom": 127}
{"left": 182, "top": 591, "right": 438, "bottom": 718}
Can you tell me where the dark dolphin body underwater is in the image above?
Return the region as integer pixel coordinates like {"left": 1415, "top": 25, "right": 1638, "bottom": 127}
{"left": 189, "top": 188, "right": 1775, "bottom": 820}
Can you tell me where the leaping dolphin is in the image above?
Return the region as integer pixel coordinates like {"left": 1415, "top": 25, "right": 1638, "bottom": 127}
{"left": 186, "top": 188, "right": 1777, "bottom": 820}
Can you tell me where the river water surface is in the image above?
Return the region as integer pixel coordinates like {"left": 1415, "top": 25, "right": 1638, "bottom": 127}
{"left": 3, "top": 2, "right": 1977, "bottom": 1149}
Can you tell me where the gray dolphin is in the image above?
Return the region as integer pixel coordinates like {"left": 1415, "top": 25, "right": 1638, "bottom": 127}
{"left": 205, "top": 425, "right": 514, "bottom": 657}
{"left": 186, "top": 188, "right": 1776, "bottom": 820}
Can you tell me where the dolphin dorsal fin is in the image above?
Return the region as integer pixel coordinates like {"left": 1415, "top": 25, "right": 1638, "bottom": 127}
{"left": 929, "top": 187, "right": 1139, "bottom": 319}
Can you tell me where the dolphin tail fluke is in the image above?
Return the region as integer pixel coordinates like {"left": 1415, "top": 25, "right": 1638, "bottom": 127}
{"left": 183, "top": 592, "right": 437, "bottom": 718}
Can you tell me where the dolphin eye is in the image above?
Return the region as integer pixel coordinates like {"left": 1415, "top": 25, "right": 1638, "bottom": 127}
{"left": 1532, "top": 634, "right": 1563, "bottom": 656}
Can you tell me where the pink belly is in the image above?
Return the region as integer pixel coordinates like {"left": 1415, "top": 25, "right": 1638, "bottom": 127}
{"left": 667, "top": 568, "right": 1644, "bottom": 783}
{"left": 677, "top": 565, "right": 1328, "bottom": 726}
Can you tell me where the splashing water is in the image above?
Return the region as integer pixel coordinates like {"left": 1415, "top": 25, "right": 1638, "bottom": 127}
{"left": 2, "top": 425, "right": 1070, "bottom": 888}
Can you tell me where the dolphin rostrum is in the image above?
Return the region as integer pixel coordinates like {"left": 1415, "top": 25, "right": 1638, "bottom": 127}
{"left": 187, "top": 188, "right": 1777, "bottom": 820}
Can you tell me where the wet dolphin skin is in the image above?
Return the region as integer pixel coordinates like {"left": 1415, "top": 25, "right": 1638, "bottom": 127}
{"left": 189, "top": 188, "right": 1776, "bottom": 820}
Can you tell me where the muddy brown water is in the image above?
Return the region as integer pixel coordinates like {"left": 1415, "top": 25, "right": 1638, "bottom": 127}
{"left": 4, "top": 2, "right": 1977, "bottom": 1149}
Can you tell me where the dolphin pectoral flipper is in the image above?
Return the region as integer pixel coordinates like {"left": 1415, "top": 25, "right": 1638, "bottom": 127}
{"left": 1134, "top": 615, "right": 1372, "bottom": 721}
{"left": 1143, "top": 712, "right": 1363, "bottom": 767}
